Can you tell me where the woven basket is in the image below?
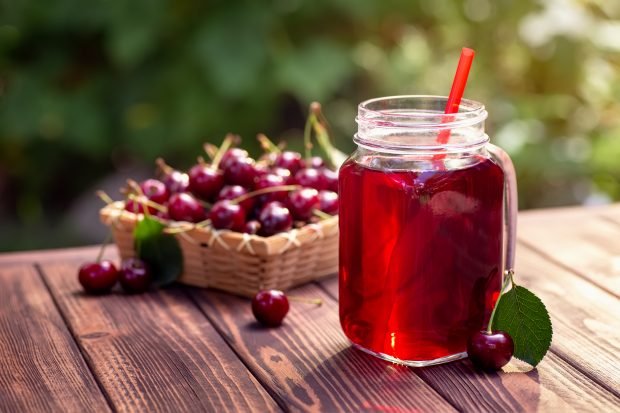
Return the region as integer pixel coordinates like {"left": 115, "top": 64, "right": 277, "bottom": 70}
{"left": 100, "top": 202, "right": 338, "bottom": 297}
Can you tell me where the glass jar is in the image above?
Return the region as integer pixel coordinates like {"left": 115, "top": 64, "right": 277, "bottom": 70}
{"left": 338, "top": 95, "right": 517, "bottom": 367}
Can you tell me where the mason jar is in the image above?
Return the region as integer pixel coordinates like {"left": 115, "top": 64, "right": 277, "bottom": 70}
{"left": 338, "top": 95, "right": 517, "bottom": 366}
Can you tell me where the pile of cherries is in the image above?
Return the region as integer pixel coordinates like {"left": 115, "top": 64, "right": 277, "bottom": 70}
{"left": 126, "top": 146, "right": 339, "bottom": 237}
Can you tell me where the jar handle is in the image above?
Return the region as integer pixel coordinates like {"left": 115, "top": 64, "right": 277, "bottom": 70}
{"left": 488, "top": 144, "right": 518, "bottom": 273}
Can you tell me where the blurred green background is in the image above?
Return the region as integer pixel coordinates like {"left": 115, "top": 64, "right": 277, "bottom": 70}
{"left": 1, "top": 0, "right": 619, "bottom": 251}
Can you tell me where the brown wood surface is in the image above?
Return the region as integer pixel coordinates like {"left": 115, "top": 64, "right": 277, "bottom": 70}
{"left": 518, "top": 207, "right": 620, "bottom": 298}
{"left": 318, "top": 277, "right": 620, "bottom": 412}
{"left": 39, "top": 261, "right": 280, "bottom": 413}
{"left": 1, "top": 205, "right": 620, "bottom": 412}
{"left": 188, "top": 284, "right": 457, "bottom": 413}
{"left": 0, "top": 265, "right": 111, "bottom": 413}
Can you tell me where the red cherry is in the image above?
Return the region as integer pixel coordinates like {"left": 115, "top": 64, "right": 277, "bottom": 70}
{"left": 244, "top": 220, "right": 261, "bottom": 234}
{"left": 467, "top": 331, "right": 514, "bottom": 371}
{"left": 209, "top": 200, "right": 246, "bottom": 232}
{"left": 320, "top": 168, "right": 338, "bottom": 193}
{"left": 305, "top": 156, "right": 325, "bottom": 169}
{"left": 271, "top": 167, "right": 293, "bottom": 184}
{"left": 78, "top": 260, "right": 119, "bottom": 294}
{"left": 252, "top": 289, "right": 290, "bottom": 327}
{"left": 188, "top": 164, "right": 224, "bottom": 201}
{"left": 223, "top": 156, "right": 258, "bottom": 188}
{"left": 167, "top": 193, "right": 206, "bottom": 223}
{"left": 218, "top": 185, "right": 255, "bottom": 212}
{"left": 220, "top": 148, "right": 249, "bottom": 171}
{"left": 318, "top": 190, "right": 339, "bottom": 215}
{"left": 274, "top": 151, "right": 304, "bottom": 174}
{"left": 162, "top": 169, "right": 189, "bottom": 194}
{"left": 288, "top": 188, "right": 320, "bottom": 221}
{"left": 140, "top": 179, "right": 169, "bottom": 204}
{"left": 254, "top": 173, "right": 287, "bottom": 204}
{"left": 294, "top": 168, "right": 327, "bottom": 190}
{"left": 119, "top": 258, "right": 151, "bottom": 294}
{"left": 258, "top": 202, "right": 293, "bottom": 236}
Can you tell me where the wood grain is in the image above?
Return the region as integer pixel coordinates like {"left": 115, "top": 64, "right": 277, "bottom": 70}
{"left": 319, "top": 275, "right": 620, "bottom": 411}
{"left": 517, "top": 244, "right": 620, "bottom": 395}
{"left": 188, "top": 284, "right": 457, "bottom": 413}
{"left": 518, "top": 208, "right": 620, "bottom": 297}
{"left": 0, "top": 264, "right": 110, "bottom": 413}
{"left": 39, "top": 261, "right": 280, "bottom": 413}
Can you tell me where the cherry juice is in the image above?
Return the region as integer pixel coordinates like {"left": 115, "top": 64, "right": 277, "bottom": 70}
{"left": 339, "top": 156, "right": 504, "bottom": 362}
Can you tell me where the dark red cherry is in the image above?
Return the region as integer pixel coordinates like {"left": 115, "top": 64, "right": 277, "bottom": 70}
{"left": 320, "top": 168, "right": 338, "bottom": 193}
{"left": 223, "top": 156, "right": 258, "bottom": 188}
{"left": 188, "top": 164, "right": 224, "bottom": 201}
{"left": 318, "top": 190, "right": 339, "bottom": 215}
{"left": 78, "top": 260, "right": 119, "bottom": 294}
{"left": 252, "top": 289, "right": 290, "bottom": 327}
{"left": 244, "top": 220, "right": 261, "bottom": 234}
{"left": 254, "top": 173, "right": 287, "bottom": 203}
{"left": 258, "top": 202, "right": 293, "bottom": 236}
{"left": 294, "top": 168, "right": 327, "bottom": 190}
{"left": 218, "top": 185, "right": 255, "bottom": 212}
{"left": 163, "top": 170, "right": 189, "bottom": 194}
{"left": 209, "top": 200, "right": 246, "bottom": 232}
{"left": 305, "top": 156, "right": 325, "bottom": 169}
{"left": 274, "top": 151, "right": 304, "bottom": 174}
{"left": 271, "top": 167, "right": 293, "bottom": 184}
{"left": 288, "top": 188, "right": 320, "bottom": 221}
{"left": 119, "top": 258, "right": 151, "bottom": 294}
{"left": 220, "top": 148, "right": 249, "bottom": 171}
{"left": 167, "top": 192, "right": 206, "bottom": 223}
{"left": 467, "top": 330, "right": 514, "bottom": 371}
{"left": 140, "top": 179, "right": 169, "bottom": 204}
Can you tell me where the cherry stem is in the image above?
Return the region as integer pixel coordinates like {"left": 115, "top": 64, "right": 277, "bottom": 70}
{"left": 257, "top": 133, "right": 281, "bottom": 154}
{"left": 96, "top": 190, "right": 115, "bottom": 205}
{"left": 303, "top": 108, "right": 315, "bottom": 162}
{"left": 126, "top": 194, "right": 168, "bottom": 213}
{"left": 288, "top": 296, "right": 323, "bottom": 306}
{"left": 313, "top": 209, "right": 333, "bottom": 220}
{"left": 203, "top": 143, "right": 218, "bottom": 160}
{"left": 126, "top": 179, "right": 144, "bottom": 196}
{"left": 210, "top": 133, "right": 235, "bottom": 170}
{"left": 155, "top": 158, "right": 174, "bottom": 175}
{"left": 96, "top": 231, "right": 113, "bottom": 263}
{"left": 487, "top": 270, "right": 515, "bottom": 334}
{"left": 231, "top": 185, "right": 301, "bottom": 205}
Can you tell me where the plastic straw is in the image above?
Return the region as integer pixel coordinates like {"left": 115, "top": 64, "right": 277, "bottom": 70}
{"left": 437, "top": 48, "right": 475, "bottom": 144}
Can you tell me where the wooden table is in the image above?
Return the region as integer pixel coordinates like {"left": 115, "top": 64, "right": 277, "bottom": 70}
{"left": 1, "top": 205, "right": 619, "bottom": 413}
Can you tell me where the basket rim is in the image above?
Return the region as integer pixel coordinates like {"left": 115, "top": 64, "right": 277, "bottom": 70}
{"left": 100, "top": 201, "right": 338, "bottom": 257}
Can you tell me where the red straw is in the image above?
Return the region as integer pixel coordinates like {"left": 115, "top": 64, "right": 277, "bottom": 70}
{"left": 437, "top": 47, "right": 475, "bottom": 144}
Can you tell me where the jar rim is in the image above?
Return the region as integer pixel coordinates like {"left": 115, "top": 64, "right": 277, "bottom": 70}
{"left": 355, "top": 95, "right": 489, "bottom": 154}
{"left": 357, "top": 95, "right": 487, "bottom": 127}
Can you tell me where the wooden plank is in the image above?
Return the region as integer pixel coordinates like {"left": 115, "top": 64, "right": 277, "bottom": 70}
{"left": 319, "top": 275, "right": 620, "bottom": 411}
{"left": 519, "top": 206, "right": 620, "bottom": 297}
{"left": 188, "top": 285, "right": 457, "bottom": 413}
{"left": 0, "top": 245, "right": 103, "bottom": 266}
{"left": 0, "top": 264, "right": 111, "bottom": 413}
{"left": 39, "top": 261, "right": 280, "bottom": 413}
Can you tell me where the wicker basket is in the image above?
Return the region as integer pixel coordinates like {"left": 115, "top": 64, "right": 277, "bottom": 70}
{"left": 100, "top": 202, "right": 338, "bottom": 297}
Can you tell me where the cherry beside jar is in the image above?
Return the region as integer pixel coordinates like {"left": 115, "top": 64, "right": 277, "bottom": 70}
{"left": 338, "top": 95, "right": 517, "bottom": 366}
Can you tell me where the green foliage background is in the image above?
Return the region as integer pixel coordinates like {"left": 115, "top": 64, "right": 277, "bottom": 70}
{"left": 1, "top": 0, "right": 619, "bottom": 251}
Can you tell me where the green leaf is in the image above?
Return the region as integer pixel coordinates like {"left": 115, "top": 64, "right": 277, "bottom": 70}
{"left": 133, "top": 216, "right": 182, "bottom": 287}
{"left": 492, "top": 285, "right": 553, "bottom": 367}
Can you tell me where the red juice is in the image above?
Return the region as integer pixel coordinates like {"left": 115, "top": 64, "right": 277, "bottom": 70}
{"left": 338, "top": 156, "right": 504, "bottom": 362}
